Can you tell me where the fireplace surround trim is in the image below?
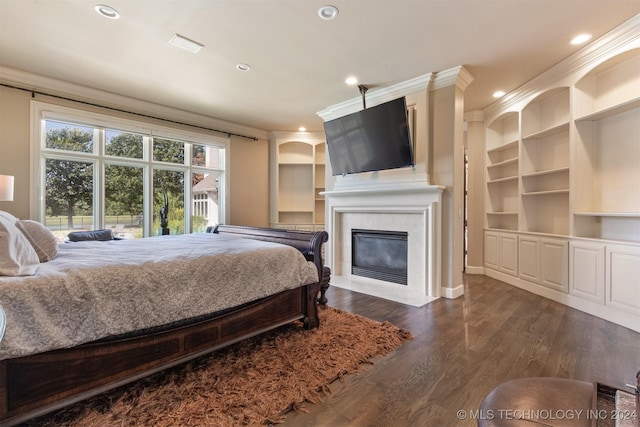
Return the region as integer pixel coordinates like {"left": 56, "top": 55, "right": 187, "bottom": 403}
{"left": 323, "top": 183, "right": 444, "bottom": 306}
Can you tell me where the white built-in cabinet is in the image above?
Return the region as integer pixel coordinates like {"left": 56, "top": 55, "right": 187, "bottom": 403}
{"left": 569, "top": 241, "right": 605, "bottom": 304}
{"left": 539, "top": 238, "right": 569, "bottom": 292}
{"left": 604, "top": 243, "right": 640, "bottom": 316}
{"left": 570, "top": 241, "right": 640, "bottom": 317}
{"left": 482, "top": 27, "right": 639, "bottom": 332}
{"left": 269, "top": 132, "right": 325, "bottom": 231}
{"left": 483, "top": 230, "right": 500, "bottom": 271}
{"left": 485, "top": 230, "right": 569, "bottom": 293}
{"left": 519, "top": 234, "right": 569, "bottom": 293}
{"left": 484, "top": 230, "right": 518, "bottom": 276}
{"left": 499, "top": 232, "right": 518, "bottom": 276}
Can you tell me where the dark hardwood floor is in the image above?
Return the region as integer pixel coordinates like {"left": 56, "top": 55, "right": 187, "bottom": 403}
{"left": 284, "top": 274, "right": 640, "bottom": 427}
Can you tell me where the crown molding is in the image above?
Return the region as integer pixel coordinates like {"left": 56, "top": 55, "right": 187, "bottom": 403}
{"left": 464, "top": 110, "right": 485, "bottom": 122}
{"left": 316, "top": 72, "right": 434, "bottom": 122}
{"left": 432, "top": 65, "right": 474, "bottom": 92}
{"left": 483, "top": 13, "right": 640, "bottom": 122}
{"left": 268, "top": 130, "right": 326, "bottom": 143}
{"left": 0, "top": 66, "right": 270, "bottom": 141}
{"left": 317, "top": 65, "right": 475, "bottom": 123}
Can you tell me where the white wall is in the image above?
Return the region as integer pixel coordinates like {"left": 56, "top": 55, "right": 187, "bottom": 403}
{"left": 0, "top": 86, "right": 31, "bottom": 219}
{"left": 464, "top": 111, "right": 485, "bottom": 273}
{"left": 229, "top": 136, "right": 270, "bottom": 227}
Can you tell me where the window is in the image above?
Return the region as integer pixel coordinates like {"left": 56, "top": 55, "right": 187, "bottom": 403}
{"left": 32, "top": 102, "right": 228, "bottom": 240}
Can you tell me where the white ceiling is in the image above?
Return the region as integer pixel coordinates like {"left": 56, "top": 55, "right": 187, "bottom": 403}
{"left": 0, "top": 1, "right": 638, "bottom": 133}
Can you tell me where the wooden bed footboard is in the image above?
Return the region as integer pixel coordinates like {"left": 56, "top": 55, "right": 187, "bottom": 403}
{"left": 210, "top": 224, "right": 330, "bottom": 306}
{"left": 0, "top": 225, "right": 330, "bottom": 426}
{"left": 209, "top": 224, "right": 327, "bottom": 277}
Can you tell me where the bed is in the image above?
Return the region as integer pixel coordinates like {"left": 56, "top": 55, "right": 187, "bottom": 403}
{"left": 0, "top": 223, "right": 329, "bottom": 426}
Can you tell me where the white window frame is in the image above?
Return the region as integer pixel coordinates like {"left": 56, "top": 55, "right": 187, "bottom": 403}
{"left": 30, "top": 101, "right": 230, "bottom": 235}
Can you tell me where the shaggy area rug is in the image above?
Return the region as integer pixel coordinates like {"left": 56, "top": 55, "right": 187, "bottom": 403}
{"left": 25, "top": 307, "right": 412, "bottom": 427}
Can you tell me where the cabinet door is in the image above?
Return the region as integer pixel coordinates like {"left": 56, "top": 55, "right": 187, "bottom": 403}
{"left": 518, "top": 235, "right": 540, "bottom": 283}
{"left": 570, "top": 241, "right": 605, "bottom": 304}
{"left": 499, "top": 232, "right": 518, "bottom": 276}
{"left": 605, "top": 243, "right": 640, "bottom": 316}
{"left": 540, "top": 237, "right": 568, "bottom": 292}
{"left": 484, "top": 231, "right": 499, "bottom": 270}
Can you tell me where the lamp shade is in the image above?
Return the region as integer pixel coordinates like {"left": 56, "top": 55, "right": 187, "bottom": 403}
{"left": 0, "top": 175, "right": 15, "bottom": 202}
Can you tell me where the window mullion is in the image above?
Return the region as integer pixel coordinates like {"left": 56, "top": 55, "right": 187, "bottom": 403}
{"left": 143, "top": 136, "right": 152, "bottom": 237}
{"left": 95, "top": 129, "right": 105, "bottom": 230}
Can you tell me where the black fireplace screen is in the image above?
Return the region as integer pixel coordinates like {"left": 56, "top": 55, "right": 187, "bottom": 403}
{"left": 351, "top": 229, "right": 408, "bottom": 285}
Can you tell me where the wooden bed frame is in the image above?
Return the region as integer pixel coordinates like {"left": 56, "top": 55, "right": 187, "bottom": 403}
{"left": 0, "top": 225, "right": 329, "bottom": 426}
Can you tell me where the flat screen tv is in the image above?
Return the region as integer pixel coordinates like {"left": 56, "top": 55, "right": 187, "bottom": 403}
{"left": 324, "top": 97, "right": 414, "bottom": 176}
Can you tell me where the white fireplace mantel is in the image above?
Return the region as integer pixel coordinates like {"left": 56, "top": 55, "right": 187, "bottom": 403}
{"left": 323, "top": 181, "right": 443, "bottom": 198}
{"left": 323, "top": 183, "right": 444, "bottom": 307}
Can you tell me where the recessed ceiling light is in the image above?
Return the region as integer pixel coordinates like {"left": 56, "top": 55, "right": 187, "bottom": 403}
{"left": 236, "top": 63, "right": 251, "bottom": 72}
{"left": 95, "top": 4, "right": 120, "bottom": 19}
{"left": 169, "top": 34, "right": 204, "bottom": 54}
{"left": 492, "top": 90, "right": 506, "bottom": 98}
{"left": 318, "top": 5, "right": 339, "bottom": 20}
{"left": 298, "top": 127, "right": 307, "bottom": 132}
{"left": 345, "top": 76, "right": 358, "bottom": 85}
{"left": 570, "top": 33, "right": 592, "bottom": 45}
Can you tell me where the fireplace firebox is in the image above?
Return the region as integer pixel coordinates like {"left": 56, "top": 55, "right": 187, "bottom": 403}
{"left": 351, "top": 229, "right": 408, "bottom": 285}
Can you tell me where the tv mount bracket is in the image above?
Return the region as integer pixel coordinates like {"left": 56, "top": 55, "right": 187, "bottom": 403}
{"left": 358, "top": 84, "right": 368, "bottom": 109}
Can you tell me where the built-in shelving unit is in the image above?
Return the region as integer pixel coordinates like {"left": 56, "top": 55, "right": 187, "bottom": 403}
{"left": 520, "top": 87, "right": 570, "bottom": 235}
{"left": 485, "top": 113, "right": 519, "bottom": 230}
{"left": 270, "top": 132, "right": 325, "bottom": 230}
{"left": 481, "top": 25, "right": 640, "bottom": 332}
{"left": 485, "top": 60, "right": 639, "bottom": 241}
{"left": 573, "top": 50, "right": 640, "bottom": 243}
{"left": 314, "top": 144, "right": 326, "bottom": 225}
{"left": 278, "top": 141, "right": 314, "bottom": 224}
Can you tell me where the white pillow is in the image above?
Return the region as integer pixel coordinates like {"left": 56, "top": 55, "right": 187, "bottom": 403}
{"left": 15, "top": 220, "right": 58, "bottom": 262}
{"left": 0, "top": 210, "right": 18, "bottom": 224}
{"left": 0, "top": 216, "right": 39, "bottom": 276}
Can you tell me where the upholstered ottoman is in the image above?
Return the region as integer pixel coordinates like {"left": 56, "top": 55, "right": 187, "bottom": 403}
{"left": 478, "top": 377, "right": 593, "bottom": 427}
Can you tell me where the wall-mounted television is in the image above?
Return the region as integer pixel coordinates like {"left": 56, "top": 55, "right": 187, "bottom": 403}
{"left": 323, "top": 97, "right": 414, "bottom": 176}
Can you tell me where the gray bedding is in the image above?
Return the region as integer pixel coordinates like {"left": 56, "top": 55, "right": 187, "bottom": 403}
{"left": 0, "top": 233, "right": 318, "bottom": 360}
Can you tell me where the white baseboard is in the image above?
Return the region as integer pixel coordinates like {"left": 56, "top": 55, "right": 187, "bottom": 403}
{"left": 465, "top": 265, "right": 484, "bottom": 275}
{"left": 441, "top": 284, "right": 464, "bottom": 299}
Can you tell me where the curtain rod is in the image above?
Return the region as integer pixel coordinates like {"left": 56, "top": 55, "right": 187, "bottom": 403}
{"left": 0, "top": 83, "right": 260, "bottom": 141}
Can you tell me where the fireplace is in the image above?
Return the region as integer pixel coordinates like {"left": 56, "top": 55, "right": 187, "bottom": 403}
{"left": 352, "top": 229, "right": 408, "bottom": 285}
{"left": 323, "top": 182, "right": 443, "bottom": 306}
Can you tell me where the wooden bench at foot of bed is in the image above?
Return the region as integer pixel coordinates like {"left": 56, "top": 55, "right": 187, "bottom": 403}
{"left": 0, "top": 225, "right": 330, "bottom": 427}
